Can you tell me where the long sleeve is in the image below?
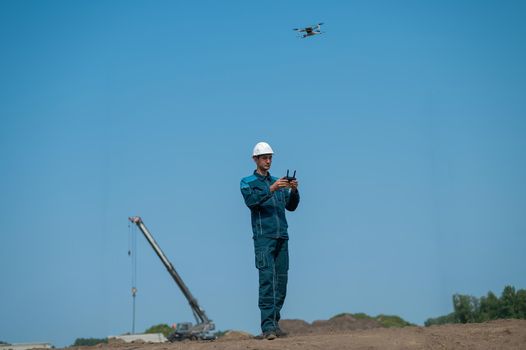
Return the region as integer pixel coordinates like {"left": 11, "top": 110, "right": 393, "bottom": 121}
{"left": 240, "top": 178, "right": 273, "bottom": 209}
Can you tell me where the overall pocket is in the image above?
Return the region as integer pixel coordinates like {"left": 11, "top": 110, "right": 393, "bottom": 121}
{"left": 255, "top": 250, "right": 267, "bottom": 269}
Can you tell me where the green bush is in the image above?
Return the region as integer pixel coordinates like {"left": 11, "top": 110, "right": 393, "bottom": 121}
{"left": 375, "top": 314, "right": 413, "bottom": 327}
{"left": 331, "top": 312, "right": 413, "bottom": 327}
{"left": 352, "top": 313, "right": 374, "bottom": 320}
{"left": 214, "top": 330, "right": 230, "bottom": 338}
{"left": 425, "top": 312, "right": 456, "bottom": 326}
{"left": 71, "top": 338, "right": 108, "bottom": 346}
{"left": 144, "top": 324, "right": 173, "bottom": 338}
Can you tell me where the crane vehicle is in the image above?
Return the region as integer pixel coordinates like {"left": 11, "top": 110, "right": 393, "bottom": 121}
{"left": 128, "top": 216, "right": 215, "bottom": 341}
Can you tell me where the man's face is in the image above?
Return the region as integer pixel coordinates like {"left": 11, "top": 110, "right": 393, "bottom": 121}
{"left": 254, "top": 154, "right": 272, "bottom": 172}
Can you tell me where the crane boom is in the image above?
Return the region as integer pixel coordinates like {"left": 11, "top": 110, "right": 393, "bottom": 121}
{"left": 128, "top": 216, "right": 213, "bottom": 334}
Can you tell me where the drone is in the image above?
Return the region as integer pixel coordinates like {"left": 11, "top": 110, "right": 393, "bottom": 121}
{"left": 293, "top": 22, "right": 324, "bottom": 38}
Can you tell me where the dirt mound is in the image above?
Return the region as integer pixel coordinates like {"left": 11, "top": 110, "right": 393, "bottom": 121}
{"left": 107, "top": 338, "right": 125, "bottom": 345}
{"left": 216, "top": 331, "right": 253, "bottom": 341}
{"left": 278, "top": 319, "right": 312, "bottom": 334}
{"left": 280, "top": 314, "right": 382, "bottom": 335}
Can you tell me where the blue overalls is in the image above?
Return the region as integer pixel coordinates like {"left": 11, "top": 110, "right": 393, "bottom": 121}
{"left": 240, "top": 170, "right": 300, "bottom": 333}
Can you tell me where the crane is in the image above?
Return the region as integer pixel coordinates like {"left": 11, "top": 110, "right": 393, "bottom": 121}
{"left": 128, "top": 216, "right": 215, "bottom": 341}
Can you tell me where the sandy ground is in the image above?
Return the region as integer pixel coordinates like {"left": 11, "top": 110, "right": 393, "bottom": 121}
{"left": 71, "top": 319, "right": 526, "bottom": 350}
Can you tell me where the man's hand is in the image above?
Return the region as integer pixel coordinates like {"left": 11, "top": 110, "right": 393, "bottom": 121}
{"left": 270, "top": 178, "right": 290, "bottom": 192}
{"left": 289, "top": 180, "right": 299, "bottom": 192}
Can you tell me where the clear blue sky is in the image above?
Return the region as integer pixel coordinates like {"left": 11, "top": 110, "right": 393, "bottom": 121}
{"left": 1, "top": 0, "right": 525, "bottom": 347}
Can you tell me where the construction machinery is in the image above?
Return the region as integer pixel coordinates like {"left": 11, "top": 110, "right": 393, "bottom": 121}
{"left": 128, "top": 216, "right": 215, "bottom": 341}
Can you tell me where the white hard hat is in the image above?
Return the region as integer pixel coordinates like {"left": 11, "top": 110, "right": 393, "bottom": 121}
{"left": 252, "top": 142, "right": 274, "bottom": 156}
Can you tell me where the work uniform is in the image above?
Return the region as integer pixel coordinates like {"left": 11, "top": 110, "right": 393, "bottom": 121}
{"left": 240, "top": 170, "right": 300, "bottom": 333}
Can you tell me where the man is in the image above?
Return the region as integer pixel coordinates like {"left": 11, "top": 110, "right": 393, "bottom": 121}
{"left": 240, "top": 142, "right": 300, "bottom": 340}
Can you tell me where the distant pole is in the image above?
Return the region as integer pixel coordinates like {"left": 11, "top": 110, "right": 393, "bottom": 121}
{"left": 132, "top": 287, "right": 137, "bottom": 334}
{"left": 129, "top": 221, "right": 138, "bottom": 334}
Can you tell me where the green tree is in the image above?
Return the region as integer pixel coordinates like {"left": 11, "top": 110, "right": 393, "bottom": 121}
{"left": 480, "top": 291, "right": 500, "bottom": 321}
{"left": 426, "top": 285, "right": 526, "bottom": 327}
{"left": 145, "top": 324, "right": 173, "bottom": 338}
{"left": 453, "top": 294, "right": 480, "bottom": 323}
{"left": 499, "top": 285, "right": 517, "bottom": 318}
{"left": 516, "top": 289, "right": 526, "bottom": 319}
